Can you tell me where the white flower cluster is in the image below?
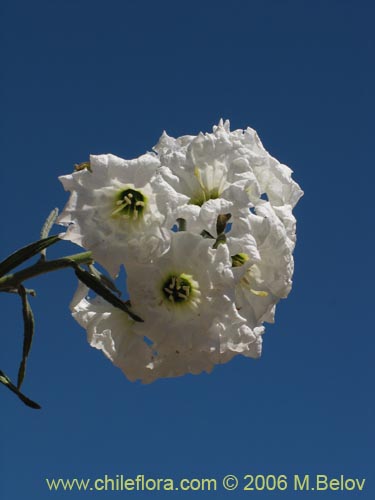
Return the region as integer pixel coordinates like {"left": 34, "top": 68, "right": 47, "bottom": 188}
{"left": 59, "top": 120, "right": 303, "bottom": 383}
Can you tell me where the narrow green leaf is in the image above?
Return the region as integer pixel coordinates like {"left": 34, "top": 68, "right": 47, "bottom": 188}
{"left": 216, "top": 213, "right": 231, "bottom": 236}
{"left": 0, "top": 235, "right": 61, "bottom": 278}
{"left": 17, "top": 286, "right": 35, "bottom": 389}
{"left": 0, "top": 370, "right": 41, "bottom": 409}
{"left": 73, "top": 265, "right": 143, "bottom": 322}
{"left": 40, "top": 208, "right": 59, "bottom": 240}
{"left": 200, "top": 230, "right": 215, "bottom": 239}
{"left": 40, "top": 208, "right": 59, "bottom": 258}
{"left": 88, "top": 264, "right": 121, "bottom": 296}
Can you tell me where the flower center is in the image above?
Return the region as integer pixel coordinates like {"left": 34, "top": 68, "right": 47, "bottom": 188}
{"left": 112, "top": 188, "right": 146, "bottom": 220}
{"left": 189, "top": 167, "right": 220, "bottom": 206}
{"left": 161, "top": 272, "right": 201, "bottom": 308}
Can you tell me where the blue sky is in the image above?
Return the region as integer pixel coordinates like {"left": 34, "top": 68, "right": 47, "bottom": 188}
{"left": 1, "top": 0, "right": 374, "bottom": 498}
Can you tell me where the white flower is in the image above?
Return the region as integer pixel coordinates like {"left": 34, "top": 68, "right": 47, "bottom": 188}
{"left": 154, "top": 119, "right": 303, "bottom": 236}
{"left": 58, "top": 153, "right": 189, "bottom": 276}
{"left": 127, "top": 231, "right": 255, "bottom": 355}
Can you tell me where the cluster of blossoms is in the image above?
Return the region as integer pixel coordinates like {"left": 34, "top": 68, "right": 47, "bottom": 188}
{"left": 58, "top": 120, "right": 303, "bottom": 383}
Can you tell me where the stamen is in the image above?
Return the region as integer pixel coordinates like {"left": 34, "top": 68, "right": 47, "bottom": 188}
{"left": 112, "top": 187, "right": 146, "bottom": 219}
{"left": 112, "top": 204, "right": 126, "bottom": 215}
{"left": 250, "top": 289, "right": 268, "bottom": 297}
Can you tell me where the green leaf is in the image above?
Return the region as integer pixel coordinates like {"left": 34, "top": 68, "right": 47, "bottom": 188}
{"left": 73, "top": 265, "right": 144, "bottom": 323}
{"left": 40, "top": 208, "right": 59, "bottom": 258}
{"left": 0, "top": 235, "right": 61, "bottom": 278}
{"left": 216, "top": 213, "right": 231, "bottom": 236}
{"left": 0, "top": 370, "right": 41, "bottom": 409}
{"left": 200, "top": 230, "right": 215, "bottom": 239}
{"left": 17, "top": 286, "right": 35, "bottom": 389}
{"left": 88, "top": 265, "right": 121, "bottom": 296}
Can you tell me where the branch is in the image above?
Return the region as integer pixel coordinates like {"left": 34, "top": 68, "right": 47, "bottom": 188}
{"left": 0, "top": 251, "right": 93, "bottom": 291}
